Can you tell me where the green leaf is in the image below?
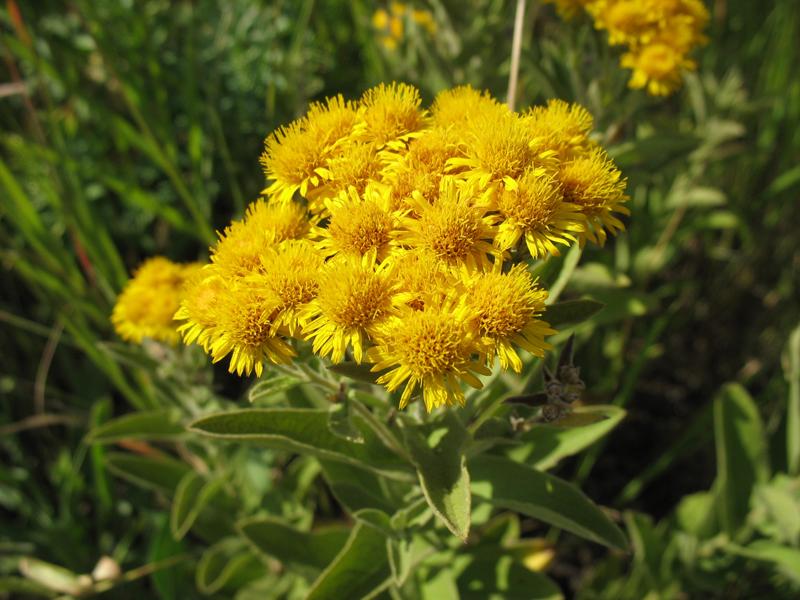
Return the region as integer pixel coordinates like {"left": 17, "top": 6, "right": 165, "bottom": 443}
{"left": 353, "top": 508, "right": 395, "bottom": 538}
{"left": 248, "top": 375, "right": 302, "bottom": 404}
{"left": 327, "top": 401, "right": 365, "bottom": 444}
{"left": 105, "top": 452, "right": 190, "bottom": 496}
{"left": 404, "top": 414, "right": 472, "bottom": 540}
{"left": 170, "top": 472, "right": 224, "bottom": 540}
{"left": 237, "top": 516, "right": 349, "bottom": 571}
{"left": 729, "top": 541, "right": 800, "bottom": 584}
{"left": 188, "top": 408, "right": 409, "bottom": 479}
{"left": 306, "top": 523, "right": 391, "bottom": 600}
{"left": 543, "top": 299, "right": 604, "bottom": 328}
{"left": 470, "top": 455, "right": 627, "bottom": 550}
{"left": 674, "top": 492, "right": 716, "bottom": 538}
{"left": 713, "top": 383, "right": 769, "bottom": 535}
{"left": 319, "top": 460, "right": 399, "bottom": 514}
{"left": 452, "top": 551, "right": 563, "bottom": 600}
{"left": 86, "top": 409, "right": 185, "bottom": 443}
{"left": 507, "top": 405, "right": 626, "bottom": 470}
{"left": 195, "top": 539, "right": 262, "bottom": 596}
{"left": 786, "top": 324, "right": 800, "bottom": 476}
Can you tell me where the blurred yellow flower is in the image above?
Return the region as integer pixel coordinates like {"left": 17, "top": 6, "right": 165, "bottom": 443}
{"left": 550, "top": 0, "right": 709, "bottom": 96}
{"left": 372, "top": 3, "right": 437, "bottom": 51}
{"left": 112, "top": 257, "right": 203, "bottom": 345}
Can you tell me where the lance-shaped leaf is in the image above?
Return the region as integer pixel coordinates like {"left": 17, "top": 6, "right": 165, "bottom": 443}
{"left": 404, "top": 413, "right": 472, "bottom": 540}
{"left": 195, "top": 538, "right": 262, "bottom": 596}
{"left": 470, "top": 455, "right": 627, "bottom": 550}
{"left": 713, "top": 383, "right": 769, "bottom": 535}
{"left": 170, "top": 472, "right": 225, "bottom": 540}
{"left": 188, "top": 408, "right": 410, "bottom": 479}
{"left": 86, "top": 409, "right": 185, "bottom": 443}
{"left": 238, "top": 516, "right": 349, "bottom": 571}
{"left": 104, "top": 452, "right": 190, "bottom": 495}
{"left": 248, "top": 374, "right": 302, "bottom": 404}
{"left": 306, "top": 523, "right": 391, "bottom": 600}
{"left": 507, "top": 405, "right": 626, "bottom": 470}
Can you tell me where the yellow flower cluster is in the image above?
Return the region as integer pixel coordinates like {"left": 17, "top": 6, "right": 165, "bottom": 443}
{"left": 175, "top": 83, "right": 628, "bottom": 411}
{"left": 547, "top": 0, "right": 709, "bottom": 96}
{"left": 372, "top": 3, "right": 437, "bottom": 51}
{"left": 112, "top": 257, "right": 202, "bottom": 345}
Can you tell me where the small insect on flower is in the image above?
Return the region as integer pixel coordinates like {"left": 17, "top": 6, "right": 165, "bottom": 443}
{"left": 558, "top": 147, "right": 629, "bottom": 246}
{"left": 495, "top": 169, "right": 585, "bottom": 258}
{"left": 300, "top": 252, "right": 397, "bottom": 364}
{"left": 207, "top": 279, "right": 295, "bottom": 377}
{"left": 113, "top": 258, "right": 203, "bottom": 345}
{"left": 368, "top": 301, "right": 490, "bottom": 411}
{"left": 315, "top": 185, "right": 400, "bottom": 261}
{"left": 359, "top": 82, "right": 426, "bottom": 150}
{"left": 463, "top": 264, "right": 555, "bottom": 373}
{"left": 396, "top": 177, "right": 499, "bottom": 271}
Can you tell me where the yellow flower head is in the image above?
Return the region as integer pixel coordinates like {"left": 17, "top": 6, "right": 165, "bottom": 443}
{"left": 383, "top": 127, "right": 461, "bottom": 207}
{"left": 593, "top": 0, "right": 659, "bottom": 46}
{"left": 112, "top": 257, "right": 202, "bottom": 345}
{"left": 463, "top": 264, "right": 555, "bottom": 373}
{"left": 311, "top": 142, "right": 384, "bottom": 214}
{"left": 559, "top": 148, "right": 629, "bottom": 245}
{"left": 397, "top": 178, "right": 498, "bottom": 271}
{"left": 495, "top": 169, "right": 585, "bottom": 258}
{"left": 305, "top": 94, "right": 363, "bottom": 151}
{"left": 211, "top": 199, "right": 310, "bottom": 277}
{"left": 175, "top": 266, "right": 226, "bottom": 350}
{"left": 260, "top": 118, "right": 327, "bottom": 202}
{"left": 622, "top": 42, "right": 695, "bottom": 96}
{"left": 208, "top": 280, "right": 295, "bottom": 377}
{"left": 525, "top": 99, "right": 595, "bottom": 161}
{"left": 430, "top": 85, "right": 507, "bottom": 129}
{"left": 387, "top": 249, "right": 457, "bottom": 311}
{"left": 256, "top": 240, "right": 324, "bottom": 336}
{"left": 448, "top": 109, "right": 556, "bottom": 196}
{"left": 368, "top": 300, "right": 489, "bottom": 411}
{"left": 359, "top": 82, "right": 426, "bottom": 149}
{"left": 316, "top": 185, "right": 399, "bottom": 261}
{"left": 301, "top": 252, "right": 396, "bottom": 364}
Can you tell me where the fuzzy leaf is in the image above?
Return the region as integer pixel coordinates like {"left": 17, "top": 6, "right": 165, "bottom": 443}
{"left": 470, "top": 455, "right": 627, "bottom": 550}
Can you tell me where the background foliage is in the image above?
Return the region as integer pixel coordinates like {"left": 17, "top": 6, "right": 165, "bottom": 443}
{"left": 1, "top": 0, "right": 798, "bottom": 598}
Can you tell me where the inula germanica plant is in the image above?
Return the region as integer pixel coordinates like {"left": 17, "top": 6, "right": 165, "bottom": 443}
{"left": 168, "top": 83, "right": 628, "bottom": 410}
{"left": 547, "top": 0, "right": 709, "bottom": 95}
{"left": 100, "top": 82, "right": 631, "bottom": 597}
